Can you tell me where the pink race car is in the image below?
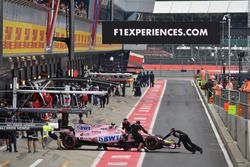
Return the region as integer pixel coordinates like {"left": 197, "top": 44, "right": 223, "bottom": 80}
{"left": 58, "top": 123, "right": 178, "bottom": 151}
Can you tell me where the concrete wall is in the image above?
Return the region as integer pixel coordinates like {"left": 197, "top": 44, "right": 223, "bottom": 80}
{"left": 228, "top": 114, "right": 237, "bottom": 140}
{"left": 248, "top": 120, "right": 250, "bottom": 161}
{"left": 237, "top": 116, "right": 248, "bottom": 157}
{"left": 219, "top": 108, "right": 228, "bottom": 127}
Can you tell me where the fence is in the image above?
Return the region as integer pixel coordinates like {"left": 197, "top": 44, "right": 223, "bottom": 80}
{"left": 211, "top": 88, "right": 250, "bottom": 160}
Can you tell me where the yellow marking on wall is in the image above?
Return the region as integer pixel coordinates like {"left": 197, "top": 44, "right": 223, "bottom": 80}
{"left": 3, "top": 20, "right": 122, "bottom": 55}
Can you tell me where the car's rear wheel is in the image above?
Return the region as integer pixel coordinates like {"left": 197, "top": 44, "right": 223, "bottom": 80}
{"left": 145, "top": 136, "right": 160, "bottom": 150}
{"left": 62, "top": 135, "right": 77, "bottom": 149}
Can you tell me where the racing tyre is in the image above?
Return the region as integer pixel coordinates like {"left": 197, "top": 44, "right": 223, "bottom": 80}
{"left": 62, "top": 135, "right": 77, "bottom": 149}
{"left": 145, "top": 136, "right": 159, "bottom": 150}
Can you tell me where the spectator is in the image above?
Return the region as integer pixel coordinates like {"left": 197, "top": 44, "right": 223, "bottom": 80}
{"left": 121, "top": 83, "right": 126, "bottom": 97}
{"left": 106, "top": 87, "right": 111, "bottom": 105}
{"left": 100, "top": 92, "right": 106, "bottom": 108}
{"left": 82, "top": 94, "right": 88, "bottom": 107}
{"left": 146, "top": 71, "right": 150, "bottom": 87}
{"left": 205, "top": 79, "right": 214, "bottom": 101}
{"left": 114, "top": 86, "right": 120, "bottom": 96}
{"left": 31, "top": 0, "right": 88, "bottom": 18}
{"left": 9, "top": 131, "right": 18, "bottom": 152}
{"left": 63, "top": 93, "right": 71, "bottom": 107}
{"left": 149, "top": 71, "right": 155, "bottom": 87}
{"left": 226, "top": 80, "right": 233, "bottom": 90}
{"left": 27, "top": 130, "right": 38, "bottom": 153}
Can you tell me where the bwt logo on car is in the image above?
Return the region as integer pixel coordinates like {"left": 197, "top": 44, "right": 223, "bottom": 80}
{"left": 76, "top": 125, "right": 91, "bottom": 131}
{"left": 97, "top": 135, "right": 122, "bottom": 143}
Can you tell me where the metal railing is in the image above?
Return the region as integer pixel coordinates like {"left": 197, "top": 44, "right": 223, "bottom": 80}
{"left": 212, "top": 88, "right": 250, "bottom": 119}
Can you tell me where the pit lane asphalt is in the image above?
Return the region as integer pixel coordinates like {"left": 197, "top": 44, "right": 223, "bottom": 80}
{"left": 142, "top": 80, "right": 229, "bottom": 167}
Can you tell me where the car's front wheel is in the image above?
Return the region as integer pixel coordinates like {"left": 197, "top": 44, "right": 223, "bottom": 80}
{"left": 144, "top": 136, "right": 160, "bottom": 150}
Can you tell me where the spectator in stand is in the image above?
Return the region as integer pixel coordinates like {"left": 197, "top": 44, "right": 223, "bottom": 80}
{"left": 31, "top": 0, "right": 88, "bottom": 18}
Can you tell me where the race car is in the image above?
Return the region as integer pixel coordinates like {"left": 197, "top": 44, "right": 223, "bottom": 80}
{"left": 55, "top": 123, "right": 179, "bottom": 151}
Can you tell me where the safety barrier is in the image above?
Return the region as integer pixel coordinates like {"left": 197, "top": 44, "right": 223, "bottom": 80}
{"left": 203, "top": 85, "right": 250, "bottom": 160}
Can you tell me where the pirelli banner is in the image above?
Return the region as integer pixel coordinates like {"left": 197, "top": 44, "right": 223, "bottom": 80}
{"left": 2, "top": 20, "right": 121, "bottom": 55}
{"left": 102, "top": 21, "right": 220, "bottom": 44}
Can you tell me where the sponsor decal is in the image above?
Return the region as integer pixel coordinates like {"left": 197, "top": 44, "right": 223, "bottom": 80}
{"left": 3, "top": 20, "right": 121, "bottom": 55}
{"left": 75, "top": 125, "right": 91, "bottom": 131}
{"left": 97, "top": 134, "right": 122, "bottom": 143}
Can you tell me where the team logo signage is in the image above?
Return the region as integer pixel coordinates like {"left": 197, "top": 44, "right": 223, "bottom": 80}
{"left": 102, "top": 21, "right": 220, "bottom": 44}
{"left": 97, "top": 134, "right": 122, "bottom": 143}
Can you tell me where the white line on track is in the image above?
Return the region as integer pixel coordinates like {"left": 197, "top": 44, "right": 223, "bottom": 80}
{"left": 108, "top": 162, "right": 128, "bottom": 166}
{"left": 90, "top": 87, "right": 150, "bottom": 167}
{"left": 111, "top": 155, "right": 131, "bottom": 159}
{"left": 193, "top": 80, "right": 233, "bottom": 167}
{"left": 29, "top": 159, "right": 43, "bottom": 167}
{"left": 137, "top": 80, "right": 167, "bottom": 167}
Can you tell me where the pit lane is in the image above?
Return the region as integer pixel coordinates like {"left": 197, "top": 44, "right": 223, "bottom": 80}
{"left": 142, "top": 79, "right": 229, "bottom": 167}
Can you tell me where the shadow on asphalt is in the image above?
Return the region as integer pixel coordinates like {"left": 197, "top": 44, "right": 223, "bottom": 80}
{"left": 60, "top": 148, "right": 191, "bottom": 155}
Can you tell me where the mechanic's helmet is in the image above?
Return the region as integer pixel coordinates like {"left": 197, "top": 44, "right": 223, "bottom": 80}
{"left": 136, "top": 120, "right": 140, "bottom": 124}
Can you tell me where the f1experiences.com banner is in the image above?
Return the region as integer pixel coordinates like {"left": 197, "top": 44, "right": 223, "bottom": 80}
{"left": 102, "top": 22, "right": 220, "bottom": 44}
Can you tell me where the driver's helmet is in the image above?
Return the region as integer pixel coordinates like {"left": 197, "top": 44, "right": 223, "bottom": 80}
{"left": 136, "top": 120, "right": 140, "bottom": 124}
{"left": 171, "top": 128, "right": 175, "bottom": 132}
{"left": 111, "top": 122, "right": 116, "bottom": 126}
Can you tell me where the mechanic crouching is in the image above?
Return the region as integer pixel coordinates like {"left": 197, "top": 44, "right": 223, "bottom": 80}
{"left": 130, "top": 120, "right": 148, "bottom": 152}
{"left": 122, "top": 118, "right": 131, "bottom": 133}
{"left": 162, "top": 128, "right": 203, "bottom": 154}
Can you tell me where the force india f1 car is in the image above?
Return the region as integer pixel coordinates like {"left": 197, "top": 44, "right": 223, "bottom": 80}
{"left": 56, "top": 123, "right": 180, "bottom": 151}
